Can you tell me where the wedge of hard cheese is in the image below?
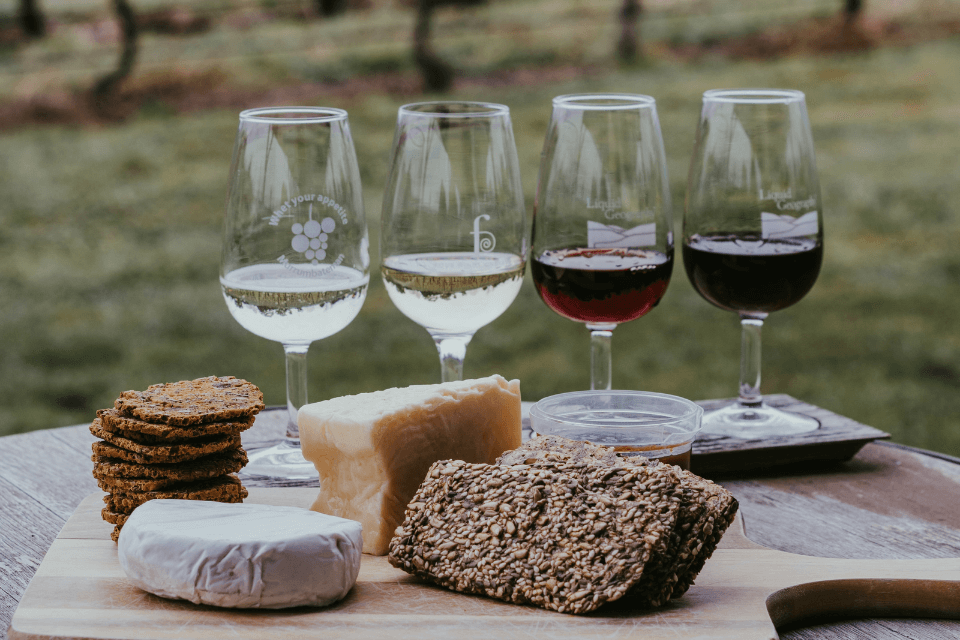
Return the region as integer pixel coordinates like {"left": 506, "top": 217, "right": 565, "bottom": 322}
{"left": 298, "top": 375, "right": 522, "bottom": 555}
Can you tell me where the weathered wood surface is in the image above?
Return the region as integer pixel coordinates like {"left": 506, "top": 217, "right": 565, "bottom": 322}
{"left": 0, "top": 427, "right": 100, "bottom": 640}
{"left": 2, "top": 402, "right": 959, "bottom": 640}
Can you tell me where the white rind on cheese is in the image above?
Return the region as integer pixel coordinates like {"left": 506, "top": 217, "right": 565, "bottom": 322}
{"left": 117, "top": 500, "right": 362, "bottom": 608}
{"left": 298, "top": 374, "right": 522, "bottom": 555}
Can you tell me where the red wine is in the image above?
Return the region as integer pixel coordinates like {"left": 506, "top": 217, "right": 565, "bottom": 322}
{"left": 682, "top": 235, "right": 822, "bottom": 314}
{"left": 532, "top": 248, "right": 673, "bottom": 324}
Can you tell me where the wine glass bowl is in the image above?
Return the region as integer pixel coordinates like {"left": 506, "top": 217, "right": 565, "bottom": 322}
{"left": 531, "top": 94, "right": 673, "bottom": 391}
{"left": 683, "top": 89, "right": 823, "bottom": 438}
{"left": 531, "top": 248, "right": 672, "bottom": 325}
{"left": 380, "top": 101, "right": 527, "bottom": 382}
{"left": 221, "top": 106, "right": 370, "bottom": 480}
{"left": 682, "top": 235, "right": 822, "bottom": 316}
{"left": 381, "top": 253, "right": 524, "bottom": 335}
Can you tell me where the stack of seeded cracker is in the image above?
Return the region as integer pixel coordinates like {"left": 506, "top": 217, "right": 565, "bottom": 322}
{"left": 90, "top": 376, "right": 264, "bottom": 542}
{"left": 388, "top": 435, "right": 739, "bottom": 615}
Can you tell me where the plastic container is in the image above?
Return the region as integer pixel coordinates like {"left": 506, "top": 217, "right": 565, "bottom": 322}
{"left": 528, "top": 390, "right": 704, "bottom": 469}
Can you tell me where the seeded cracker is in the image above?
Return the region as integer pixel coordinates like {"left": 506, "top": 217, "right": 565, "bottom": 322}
{"left": 94, "top": 466, "right": 252, "bottom": 493}
{"left": 97, "top": 408, "right": 254, "bottom": 442}
{"left": 92, "top": 448, "right": 248, "bottom": 481}
{"left": 101, "top": 508, "right": 129, "bottom": 527}
{"left": 668, "top": 478, "right": 739, "bottom": 599}
{"left": 91, "top": 435, "right": 241, "bottom": 465}
{"left": 388, "top": 458, "right": 682, "bottom": 614}
{"left": 496, "top": 435, "right": 621, "bottom": 467}
{"left": 96, "top": 475, "right": 187, "bottom": 493}
{"left": 114, "top": 376, "right": 264, "bottom": 426}
{"left": 90, "top": 418, "right": 240, "bottom": 458}
{"left": 103, "top": 474, "right": 247, "bottom": 514}
{"left": 499, "top": 435, "right": 738, "bottom": 606}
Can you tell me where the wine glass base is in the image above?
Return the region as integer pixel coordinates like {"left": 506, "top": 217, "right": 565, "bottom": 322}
{"left": 701, "top": 401, "right": 820, "bottom": 439}
{"left": 239, "top": 440, "right": 319, "bottom": 483}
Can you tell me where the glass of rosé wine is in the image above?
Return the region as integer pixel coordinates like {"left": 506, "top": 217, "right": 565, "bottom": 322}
{"left": 531, "top": 94, "right": 673, "bottom": 391}
{"left": 683, "top": 89, "right": 823, "bottom": 438}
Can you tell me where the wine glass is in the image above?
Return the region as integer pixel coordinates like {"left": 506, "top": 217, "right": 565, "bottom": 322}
{"left": 683, "top": 89, "right": 823, "bottom": 438}
{"left": 221, "top": 107, "right": 370, "bottom": 480}
{"left": 531, "top": 94, "right": 674, "bottom": 391}
{"left": 380, "top": 101, "right": 527, "bottom": 382}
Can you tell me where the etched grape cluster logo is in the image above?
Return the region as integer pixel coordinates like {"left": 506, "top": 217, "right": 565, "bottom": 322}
{"left": 264, "top": 193, "right": 349, "bottom": 275}
{"left": 291, "top": 209, "right": 336, "bottom": 264}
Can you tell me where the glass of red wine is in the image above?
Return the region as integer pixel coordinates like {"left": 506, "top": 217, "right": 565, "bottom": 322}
{"left": 683, "top": 89, "right": 823, "bottom": 438}
{"left": 531, "top": 94, "right": 673, "bottom": 390}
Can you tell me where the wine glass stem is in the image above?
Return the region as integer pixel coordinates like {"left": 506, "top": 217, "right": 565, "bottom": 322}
{"left": 283, "top": 343, "right": 310, "bottom": 442}
{"left": 433, "top": 334, "right": 473, "bottom": 383}
{"left": 738, "top": 314, "right": 766, "bottom": 408}
{"left": 587, "top": 323, "right": 616, "bottom": 391}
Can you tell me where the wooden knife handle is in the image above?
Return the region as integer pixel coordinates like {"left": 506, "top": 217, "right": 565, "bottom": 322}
{"left": 767, "top": 578, "right": 960, "bottom": 630}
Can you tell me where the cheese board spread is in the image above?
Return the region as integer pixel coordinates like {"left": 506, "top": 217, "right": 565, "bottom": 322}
{"left": 8, "top": 487, "right": 960, "bottom": 640}
{"left": 11, "top": 375, "right": 948, "bottom": 639}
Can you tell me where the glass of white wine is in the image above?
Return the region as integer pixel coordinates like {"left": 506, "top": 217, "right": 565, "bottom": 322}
{"left": 380, "top": 102, "right": 527, "bottom": 382}
{"left": 221, "top": 107, "right": 370, "bottom": 480}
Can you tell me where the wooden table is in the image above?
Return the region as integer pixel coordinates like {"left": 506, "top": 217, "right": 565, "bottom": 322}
{"left": 2, "top": 402, "right": 960, "bottom": 640}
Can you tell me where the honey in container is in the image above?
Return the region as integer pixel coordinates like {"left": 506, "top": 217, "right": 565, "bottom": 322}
{"left": 529, "top": 391, "right": 703, "bottom": 471}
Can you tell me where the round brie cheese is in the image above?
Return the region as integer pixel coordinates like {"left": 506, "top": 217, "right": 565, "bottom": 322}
{"left": 117, "top": 499, "right": 363, "bottom": 609}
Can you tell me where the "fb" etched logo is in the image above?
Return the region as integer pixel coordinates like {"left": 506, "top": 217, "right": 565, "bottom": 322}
{"left": 471, "top": 214, "right": 496, "bottom": 253}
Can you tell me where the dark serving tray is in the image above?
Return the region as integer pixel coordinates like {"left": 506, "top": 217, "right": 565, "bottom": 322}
{"left": 522, "top": 394, "right": 890, "bottom": 477}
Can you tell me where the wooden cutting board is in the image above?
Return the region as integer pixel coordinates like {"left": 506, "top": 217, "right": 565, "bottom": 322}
{"left": 9, "top": 488, "right": 960, "bottom": 640}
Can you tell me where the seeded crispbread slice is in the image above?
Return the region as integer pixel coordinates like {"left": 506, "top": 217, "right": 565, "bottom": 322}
{"left": 667, "top": 475, "right": 739, "bottom": 599}
{"left": 114, "top": 376, "right": 264, "bottom": 426}
{"left": 97, "top": 408, "right": 254, "bottom": 442}
{"left": 103, "top": 474, "right": 247, "bottom": 515}
{"left": 91, "top": 432, "right": 241, "bottom": 464}
{"left": 525, "top": 455, "right": 688, "bottom": 608}
{"left": 497, "top": 435, "right": 738, "bottom": 606}
{"left": 506, "top": 437, "right": 687, "bottom": 606}
{"left": 498, "top": 436, "right": 738, "bottom": 606}
{"left": 92, "top": 448, "right": 248, "bottom": 481}
{"left": 628, "top": 465, "right": 714, "bottom": 606}
{"left": 388, "top": 458, "right": 681, "bottom": 615}
{"left": 496, "top": 434, "right": 621, "bottom": 467}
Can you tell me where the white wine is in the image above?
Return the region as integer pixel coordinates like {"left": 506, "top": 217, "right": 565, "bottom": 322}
{"left": 381, "top": 252, "right": 525, "bottom": 335}
{"left": 221, "top": 264, "right": 369, "bottom": 344}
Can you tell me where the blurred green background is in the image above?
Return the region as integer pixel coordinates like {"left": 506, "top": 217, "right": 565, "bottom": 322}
{"left": 1, "top": 0, "right": 959, "bottom": 457}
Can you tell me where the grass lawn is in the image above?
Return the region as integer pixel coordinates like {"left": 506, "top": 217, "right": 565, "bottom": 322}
{"left": 1, "top": 0, "right": 959, "bottom": 458}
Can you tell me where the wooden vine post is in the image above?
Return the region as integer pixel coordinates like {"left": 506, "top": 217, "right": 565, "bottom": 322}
{"left": 844, "top": 0, "right": 864, "bottom": 24}
{"left": 617, "top": 0, "right": 642, "bottom": 61}
{"left": 92, "top": 0, "right": 138, "bottom": 111}
{"left": 413, "top": 0, "right": 486, "bottom": 93}
{"left": 414, "top": 0, "right": 454, "bottom": 93}
{"left": 19, "top": 0, "right": 46, "bottom": 38}
{"left": 316, "top": 0, "right": 348, "bottom": 17}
